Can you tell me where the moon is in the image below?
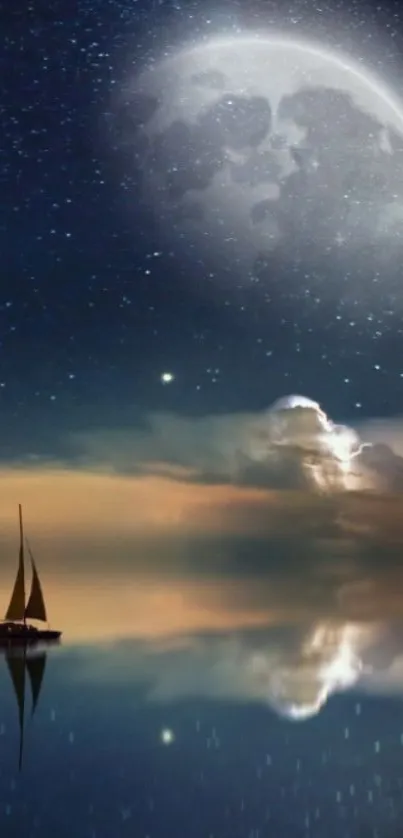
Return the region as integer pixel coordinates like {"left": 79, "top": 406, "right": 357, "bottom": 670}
{"left": 113, "top": 35, "right": 403, "bottom": 285}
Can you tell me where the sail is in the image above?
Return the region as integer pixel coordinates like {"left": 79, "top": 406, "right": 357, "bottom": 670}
{"left": 25, "top": 553, "right": 47, "bottom": 623}
{"left": 26, "top": 652, "right": 46, "bottom": 716}
{"left": 6, "top": 652, "right": 25, "bottom": 771}
{"left": 5, "top": 506, "right": 25, "bottom": 621}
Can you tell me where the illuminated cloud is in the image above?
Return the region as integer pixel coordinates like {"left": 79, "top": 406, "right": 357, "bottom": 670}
{"left": 70, "top": 395, "right": 403, "bottom": 493}
{"left": 249, "top": 394, "right": 367, "bottom": 491}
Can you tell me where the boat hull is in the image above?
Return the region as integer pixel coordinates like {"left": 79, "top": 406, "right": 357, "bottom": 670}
{"left": 0, "top": 624, "right": 61, "bottom": 645}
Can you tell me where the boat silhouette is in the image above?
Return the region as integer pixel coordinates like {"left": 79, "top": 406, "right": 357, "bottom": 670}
{"left": 0, "top": 504, "right": 62, "bottom": 644}
{"left": 5, "top": 645, "right": 50, "bottom": 771}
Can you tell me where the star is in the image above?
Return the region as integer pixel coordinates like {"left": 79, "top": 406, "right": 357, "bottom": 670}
{"left": 160, "top": 372, "right": 175, "bottom": 384}
{"left": 160, "top": 728, "right": 175, "bottom": 745}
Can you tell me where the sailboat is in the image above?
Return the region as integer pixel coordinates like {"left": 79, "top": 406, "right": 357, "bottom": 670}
{"left": 0, "top": 504, "right": 62, "bottom": 643}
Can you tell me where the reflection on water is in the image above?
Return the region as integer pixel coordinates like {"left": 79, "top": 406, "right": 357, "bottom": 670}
{"left": 63, "top": 618, "right": 399, "bottom": 719}
{"left": 4, "top": 642, "right": 58, "bottom": 772}
{"left": 1, "top": 625, "right": 403, "bottom": 837}
{"left": 1, "top": 525, "right": 403, "bottom": 835}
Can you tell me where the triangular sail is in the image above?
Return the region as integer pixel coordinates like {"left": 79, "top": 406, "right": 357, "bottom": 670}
{"left": 25, "top": 652, "right": 47, "bottom": 716}
{"left": 5, "top": 505, "right": 25, "bottom": 622}
{"left": 24, "top": 547, "right": 47, "bottom": 623}
{"left": 6, "top": 651, "right": 25, "bottom": 772}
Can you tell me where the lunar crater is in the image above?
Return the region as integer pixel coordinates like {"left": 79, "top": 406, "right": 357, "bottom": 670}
{"left": 150, "top": 119, "right": 225, "bottom": 199}
{"left": 198, "top": 94, "right": 272, "bottom": 150}
{"left": 250, "top": 199, "right": 275, "bottom": 225}
{"left": 230, "top": 149, "right": 281, "bottom": 187}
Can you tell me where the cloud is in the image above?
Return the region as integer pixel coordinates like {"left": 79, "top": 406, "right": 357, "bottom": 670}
{"left": 356, "top": 417, "right": 403, "bottom": 455}
{"left": 69, "top": 396, "right": 403, "bottom": 496}
{"left": 71, "top": 411, "right": 262, "bottom": 480}
{"left": 1, "top": 399, "right": 403, "bottom": 562}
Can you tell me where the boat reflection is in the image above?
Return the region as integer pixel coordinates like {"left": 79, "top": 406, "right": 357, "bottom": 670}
{"left": 2, "top": 640, "right": 59, "bottom": 771}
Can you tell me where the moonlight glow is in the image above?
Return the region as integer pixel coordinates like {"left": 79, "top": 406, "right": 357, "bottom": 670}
{"left": 260, "top": 395, "right": 371, "bottom": 492}
{"left": 170, "top": 35, "right": 403, "bottom": 129}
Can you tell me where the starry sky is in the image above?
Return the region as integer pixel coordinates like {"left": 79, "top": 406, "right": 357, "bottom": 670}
{"left": 3, "top": 0, "right": 403, "bottom": 470}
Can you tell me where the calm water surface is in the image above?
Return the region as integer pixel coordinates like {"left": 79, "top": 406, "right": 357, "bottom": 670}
{"left": 0, "top": 625, "right": 402, "bottom": 837}
{"left": 0, "top": 521, "right": 402, "bottom": 838}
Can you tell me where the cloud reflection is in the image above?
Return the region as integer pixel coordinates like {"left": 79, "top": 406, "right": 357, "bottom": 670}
{"left": 69, "top": 620, "right": 382, "bottom": 721}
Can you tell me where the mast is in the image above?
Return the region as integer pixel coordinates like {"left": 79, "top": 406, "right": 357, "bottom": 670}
{"left": 19, "top": 505, "right": 26, "bottom": 627}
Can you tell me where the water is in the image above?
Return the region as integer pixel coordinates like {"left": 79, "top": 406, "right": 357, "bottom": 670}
{"left": 0, "top": 518, "right": 402, "bottom": 837}
{"left": 0, "top": 633, "right": 401, "bottom": 837}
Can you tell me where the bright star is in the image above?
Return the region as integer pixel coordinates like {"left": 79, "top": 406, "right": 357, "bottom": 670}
{"left": 160, "top": 728, "right": 175, "bottom": 745}
{"left": 161, "top": 372, "right": 174, "bottom": 384}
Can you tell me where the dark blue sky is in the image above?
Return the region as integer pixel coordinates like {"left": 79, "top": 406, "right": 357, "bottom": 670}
{"left": 2, "top": 0, "right": 403, "bottom": 462}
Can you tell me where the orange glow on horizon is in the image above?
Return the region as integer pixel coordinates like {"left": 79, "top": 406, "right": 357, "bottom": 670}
{"left": 0, "top": 466, "right": 269, "bottom": 537}
{"left": 0, "top": 465, "right": 402, "bottom": 643}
